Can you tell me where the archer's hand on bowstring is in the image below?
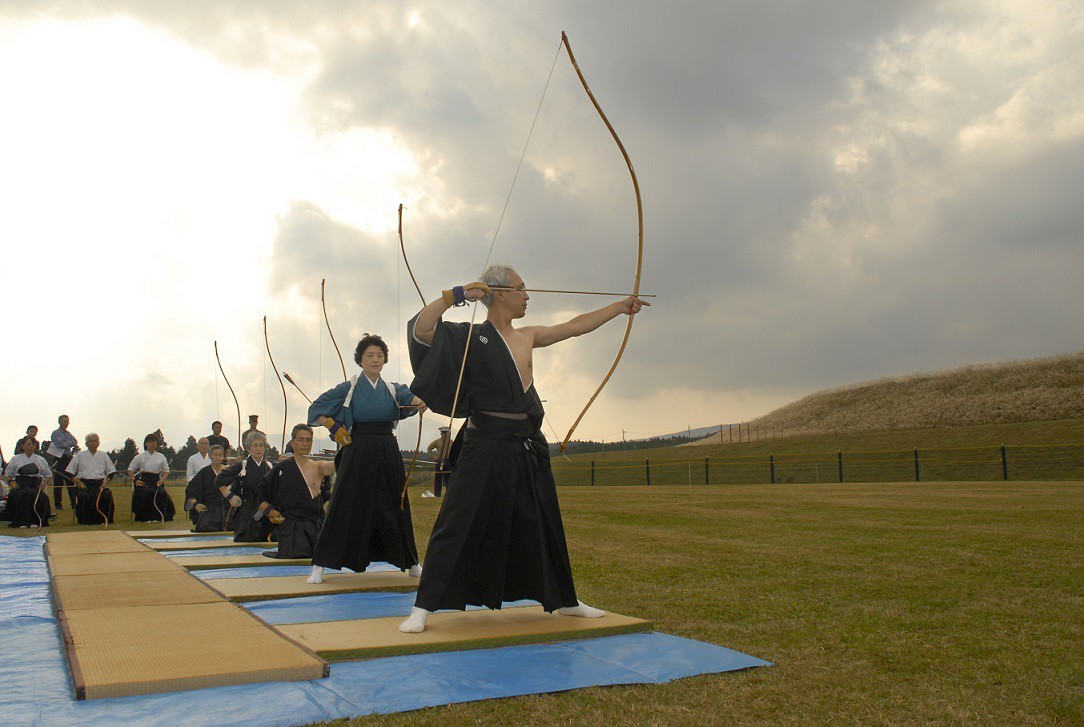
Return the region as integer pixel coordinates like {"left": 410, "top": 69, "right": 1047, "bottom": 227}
{"left": 414, "top": 282, "right": 493, "bottom": 346}
{"left": 441, "top": 282, "right": 491, "bottom": 308}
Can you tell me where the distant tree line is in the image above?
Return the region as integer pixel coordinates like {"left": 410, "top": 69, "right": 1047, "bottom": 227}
{"left": 552, "top": 435, "right": 698, "bottom": 457}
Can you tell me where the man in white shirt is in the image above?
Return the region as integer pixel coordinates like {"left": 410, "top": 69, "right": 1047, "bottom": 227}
{"left": 186, "top": 438, "right": 212, "bottom": 482}
{"left": 66, "top": 433, "right": 117, "bottom": 525}
{"left": 185, "top": 438, "right": 212, "bottom": 525}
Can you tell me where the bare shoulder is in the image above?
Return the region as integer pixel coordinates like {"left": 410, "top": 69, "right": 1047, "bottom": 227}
{"left": 515, "top": 324, "right": 549, "bottom": 348}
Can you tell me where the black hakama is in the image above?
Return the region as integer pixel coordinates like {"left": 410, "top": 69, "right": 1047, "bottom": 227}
{"left": 407, "top": 316, "right": 578, "bottom": 613}
{"left": 310, "top": 422, "right": 419, "bottom": 572}
{"left": 255, "top": 459, "right": 330, "bottom": 559}
{"left": 216, "top": 457, "right": 274, "bottom": 542}
{"left": 131, "top": 472, "right": 175, "bottom": 522}
{"left": 75, "top": 479, "right": 114, "bottom": 525}
{"left": 4, "top": 467, "right": 51, "bottom": 528}
{"left": 184, "top": 466, "right": 230, "bottom": 532}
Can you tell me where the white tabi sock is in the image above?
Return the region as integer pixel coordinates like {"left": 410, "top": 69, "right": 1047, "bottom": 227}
{"left": 408, "top": 564, "right": 422, "bottom": 578}
{"left": 399, "top": 606, "right": 429, "bottom": 633}
{"left": 306, "top": 565, "right": 324, "bottom": 584}
{"left": 558, "top": 600, "right": 606, "bottom": 618}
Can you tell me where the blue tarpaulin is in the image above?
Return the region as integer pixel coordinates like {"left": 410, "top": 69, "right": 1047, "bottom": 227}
{"left": 0, "top": 535, "right": 770, "bottom": 725}
{"left": 136, "top": 535, "right": 237, "bottom": 543}
{"left": 190, "top": 562, "right": 397, "bottom": 579}
{"left": 244, "top": 591, "right": 538, "bottom": 624}
{"left": 160, "top": 546, "right": 288, "bottom": 557}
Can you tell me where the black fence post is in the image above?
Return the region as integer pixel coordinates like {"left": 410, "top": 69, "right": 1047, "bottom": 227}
{"left": 704, "top": 457, "right": 709, "bottom": 485}
{"left": 645, "top": 458, "right": 651, "bottom": 486}
{"left": 1001, "top": 445, "right": 1008, "bottom": 480}
{"left": 837, "top": 450, "right": 844, "bottom": 483}
{"left": 591, "top": 460, "right": 595, "bottom": 487}
{"left": 769, "top": 453, "right": 775, "bottom": 484}
{"left": 914, "top": 448, "right": 920, "bottom": 482}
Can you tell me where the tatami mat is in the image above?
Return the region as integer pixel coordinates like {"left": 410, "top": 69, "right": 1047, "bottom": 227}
{"left": 128, "top": 529, "right": 231, "bottom": 538}
{"left": 47, "top": 550, "right": 185, "bottom": 576}
{"left": 46, "top": 531, "right": 148, "bottom": 557}
{"left": 60, "top": 602, "right": 328, "bottom": 699}
{"left": 173, "top": 554, "right": 310, "bottom": 569}
{"left": 144, "top": 539, "right": 268, "bottom": 551}
{"left": 7, "top": 534, "right": 767, "bottom": 716}
{"left": 277, "top": 606, "right": 653, "bottom": 660}
{"left": 52, "top": 570, "right": 222, "bottom": 610}
{"left": 208, "top": 571, "right": 417, "bottom": 602}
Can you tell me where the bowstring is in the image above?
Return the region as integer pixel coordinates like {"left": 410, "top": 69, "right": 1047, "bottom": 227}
{"left": 482, "top": 38, "right": 563, "bottom": 271}
{"left": 447, "top": 38, "right": 564, "bottom": 433}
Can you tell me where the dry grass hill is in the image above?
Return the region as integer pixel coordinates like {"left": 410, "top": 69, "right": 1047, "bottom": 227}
{"left": 727, "top": 351, "right": 1084, "bottom": 438}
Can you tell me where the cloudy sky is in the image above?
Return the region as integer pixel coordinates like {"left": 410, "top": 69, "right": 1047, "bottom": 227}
{"left": 1, "top": 1, "right": 1081, "bottom": 454}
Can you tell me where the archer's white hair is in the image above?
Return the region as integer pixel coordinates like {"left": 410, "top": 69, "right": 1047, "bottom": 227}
{"left": 480, "top": 264, "right": 517, "bottom": 307}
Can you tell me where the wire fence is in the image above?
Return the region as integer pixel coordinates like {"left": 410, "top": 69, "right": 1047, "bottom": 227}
{"left": 140, "top": 442, "right": 1083, "bottom": 489}
{"left": 545, "top": 443, "right": 1084, "bottom": 486}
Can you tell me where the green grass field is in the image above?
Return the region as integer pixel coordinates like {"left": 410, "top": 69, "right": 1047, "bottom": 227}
{"left": 20, "top": 479, "right": 1080, "bottom": 724}
{"left": 367, "top": 481, "right": 1082, "bottom": 725}
{"left": 545, "top": 419, "right": 1084, "bottom": 487}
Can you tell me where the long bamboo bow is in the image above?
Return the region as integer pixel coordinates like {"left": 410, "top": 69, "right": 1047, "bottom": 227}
{"left": 321, "top": 279, "right": 348, "bottom": 382}
{"left": 398, "top": 203, "right": 426, "bottom": 508}
{"left": 94, "top": 478, "right": 109, "bottom": 529}
{"left": 214, "top": 341, "right": 243, "bottom": 462}
{"left": 263, "top": 317, "right": 289, "bottom": 452}
{"left": 557, "top": 30, "right": 644, "bottom": 452}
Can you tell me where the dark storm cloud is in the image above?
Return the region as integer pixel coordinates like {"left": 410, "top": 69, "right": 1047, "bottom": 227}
{"left": 5, "top": 0, "right": 1080, "bottom": 433}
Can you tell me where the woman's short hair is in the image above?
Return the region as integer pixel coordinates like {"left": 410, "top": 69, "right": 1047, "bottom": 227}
{"left": 354, "top": 334, "right": 389, "bottom": 365}
{"left": 143, "top": 433, "right": 158, "bottom": 447}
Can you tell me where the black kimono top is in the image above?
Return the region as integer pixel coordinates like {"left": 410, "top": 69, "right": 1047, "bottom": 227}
{"left": 407, "top": 313, "right": 545, "bottom": 430}
{"left": 214, "top": 456, "right": 271, "bottom": 499}
{"left": 254, "top": 458, "right": 330, "bottom": 521}
{"left": 184, "top": 465, "right": 228, "bottom": 508}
